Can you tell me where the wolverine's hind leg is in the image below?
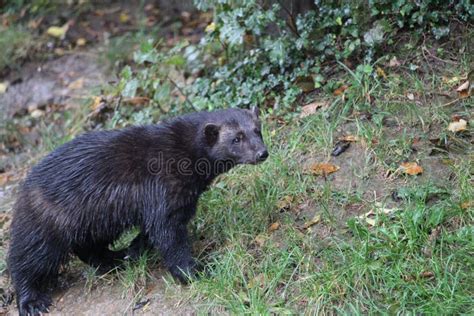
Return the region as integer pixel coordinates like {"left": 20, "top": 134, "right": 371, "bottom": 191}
{"left": 9, "top": 225, "right": 68, "bottom": 316}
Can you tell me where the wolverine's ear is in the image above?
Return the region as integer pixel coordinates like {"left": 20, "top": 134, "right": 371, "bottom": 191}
{"left": 204, "top": 123, "right": 220, "bottom": 145}
{"left": 251, "top": 106, "right": 260, "bottom": 119}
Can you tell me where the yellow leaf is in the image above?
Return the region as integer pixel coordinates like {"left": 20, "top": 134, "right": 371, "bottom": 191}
{"left": 68, "top": 78, "right": 84, "bottom": 90}
{"left": 303, "top": 214, "right": 321, "bottom": 229}
{"left": 0, "top": 82, "right": 8, "bottom": 94}
{"left": 205, "top": 22, "right": 216, "bottom": 33}
{"left": 119, "top": 12, "right": 130, "bottom": 23}
{"left": 46, "top": 24, "right": 69, "bottom": 39}
{"left": 309, "top": 162, "right": 340, "bottom": 176}
{"left": 269, "top": 222, "right": 280, "bottom": 232}
{"left": 254, "top": 234, "right": 267, "bottom": 247}
{"left": 338, "top": 135, "right": 358, "bottom": 142}
{"left": 400, "top": 162, "right": 423, "bottom": 175}
{"left": 76, "top": 38, "right": 87, "bottom": 46}
{"left": 276, "top": 195, "right": 293, "bottom": 210}
{"left": 460, "top": 201, "right": 473, "bottom": 210}
{"left": 376, "top": 66, "right": 387, "bottom": 79}
{"left": 447, "top": 119, "right": 467, "bottom": 133}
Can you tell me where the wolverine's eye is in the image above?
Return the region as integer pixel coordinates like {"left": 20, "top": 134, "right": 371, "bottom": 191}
{"left": 232, "top": 137, "right": 240, "bottom": 144}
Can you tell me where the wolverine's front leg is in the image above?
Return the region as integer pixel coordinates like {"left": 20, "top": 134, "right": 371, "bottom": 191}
{"left": 147, "top": 206, "right": 198, "bottom": 283}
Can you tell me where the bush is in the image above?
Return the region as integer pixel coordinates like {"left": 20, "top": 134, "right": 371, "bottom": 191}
{"left": 115, "top": 0, "right": 472, "bottom": 120}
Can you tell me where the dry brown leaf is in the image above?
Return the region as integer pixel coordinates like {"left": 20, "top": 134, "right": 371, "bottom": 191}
{"left": 125, "top": 97, "right": 150, "bottom": 106}
{"left": 295, "top": 76, "right": 315, "bottom": 92}
{"left": 276, "top": 195, "right": 294, "bottom": 210}
{"left": 333, "top": 85, "right": 348, "bottom": 96}
{"left": 388, "top": 56, "right": 401, "bottom": 68}
{"left": 456, "top": 80, "right": 471, "bottom": 98}
{"left": 248, "top": 273, "right": 265, "bottom": 289}
{"left": 309, "top": 162, "right": 340, "bottom": 176}
{"left": 456, "top": 80, "right": 469, "bottom": 92}
{"left": 269, "top": 222, "right": 280, "bottom": 232}
{"left": 300, "top": 101, "right": 327, "bottom": 118}
{"left": 460, "top": 201, "right": 473, "bottom": 210}
{"left": 68, "top": 78, "right": 84, "bottom": 90}
{"left": 338, "top": 135, "right": 358, "bottom": 142}
{"left": 400, "top": 162, "right": 423, "bottom": 175}
{"left": 447, "top": 119, "right": 467, "bottom": 133}
{"left": 303, "top": 214, "right": 321, "bottom": 229}
{"left": 0, "top": 173, "right": 8, "bottom": 186}
{"left": 420, "top": 271, "right": 435, "bottom": 279}
{"left": 376, "top": 66, "right": 387, "bottom": 79}
{"left": 254, "top": 234, "right": 267, "bottom": 247}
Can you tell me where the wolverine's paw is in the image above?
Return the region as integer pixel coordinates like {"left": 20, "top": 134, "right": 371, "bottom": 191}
{"left": 168, "top": 261, "right": 202, "bottom": 285}
{"left": 18, "top": 293, "right": 52, "bottom": 316}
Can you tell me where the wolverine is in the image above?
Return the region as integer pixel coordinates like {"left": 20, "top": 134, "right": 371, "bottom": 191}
{"left": 8, "top": 107, "right": 268, "bottom": 315}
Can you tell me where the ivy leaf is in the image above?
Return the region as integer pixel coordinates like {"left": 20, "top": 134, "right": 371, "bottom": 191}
{"left": 122, "top": 79, "right": 139, "bottom": 98}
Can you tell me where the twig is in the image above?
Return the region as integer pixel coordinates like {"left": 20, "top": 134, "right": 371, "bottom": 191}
{"left": 166, "top": 75, "right": 196, "bottom": 110}
{"left": 422, "top": 46, "right": 458, "bottom": 65}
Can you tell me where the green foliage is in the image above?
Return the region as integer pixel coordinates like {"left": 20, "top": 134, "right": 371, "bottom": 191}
{"left": 116, "top": 0, "right": 472, "bottom": 117}
{"left": 0, "top": 25, "right": 34, "bottom": 71}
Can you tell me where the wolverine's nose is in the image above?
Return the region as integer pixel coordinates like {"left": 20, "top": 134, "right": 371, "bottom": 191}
{"left": 256, "top": 150, "right": 269, "bottom": 162}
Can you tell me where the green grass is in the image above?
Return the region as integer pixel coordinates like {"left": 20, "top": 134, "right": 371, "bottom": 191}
{"left": 0, "top": 23, "right": 472, "bottom": 314}
{"left": 0, "top": 25, "right": 35, "bottom": 73}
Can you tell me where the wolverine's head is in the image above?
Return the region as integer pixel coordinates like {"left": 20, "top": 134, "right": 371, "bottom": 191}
{"left": 204, "top": 107, "right": 268, "bottom": 166}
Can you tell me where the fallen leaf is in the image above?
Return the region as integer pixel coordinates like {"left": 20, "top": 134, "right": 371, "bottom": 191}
{"left": 295, "top": 76, "right": 315, "bottom": 92}
{"left": 68, "top": 78, "right": 84, "bottom": 90}
{"left": 443, "top": 76, "right": 461, "bottom": 85}
{"left": 205, "top": 22, "right": 216, "bottom": 33}
{"left": 76, "top": 38, "right": 87, "bottom": 46}
{"left": 303, "top": 214, "right": 321, "bottom": 229}
{"left": 0, "top": 173, "right": 8, "bottom": 186}
{"left": 46, "top": 23, "right": 69, "bottom": 39}
{"left": 125, "top": 97, "right": 150, "bottom": 106}
{"left": 300, "top": 101, "right": 327, "bottom": 118}
{"left": 269, "top": 222, "right": 280, "bottom": 232}
{"left": 406, "top": 93, "right": 415, "bottom": 101}
{"left": 309, "top": 162, "right": 340, "bottom": 176}
{"left": 276, "top": 195, "right": 294, "bottom": 210}
{"left": 30, "top": 109, "right": 45, "bottom": 119}
{"left": 400, "top": 162, "right": 423, "bottom": 175}
{"left": 388, "top": 56, "right": 401, "bottom": 68}
{"left": 456, "top": 80, "right": 471, "bottom": 98}
{"left": 0, "top": 82, "right": 8, "bottom": 94}
{"left": 365, "top": 217, "right": 376, "bottom": 226}
{"left": 460, "top": 201, "right": 473, "bottom": 210}
{"left": 91, "top": 96, "right": 105, "bottom": 110}
{"left": 254, "top": 234, "right": 268, "bottom": 247}
{"left": 338, "top": 135, "right": 358, "bottom": 142}
{"left": 447, "top": 119, "right": 467, "bottom": 133}
{"left": 248, "top": 273, "right": 265, "bottom": 289}
{"left": 119, "top": 12, "right": 130, "bottom": 23}
{"left": 419, "top": 271, "right": 435, "bottom": 279}
{"left": 376, "top": 66, "right": 387, "bottom": 79}
{"left": 333, "top": 85, "right": 348, "bottom": 96}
